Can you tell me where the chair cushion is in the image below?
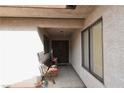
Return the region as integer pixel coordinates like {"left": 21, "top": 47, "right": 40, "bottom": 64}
{"left": 47, "top": 67, "right": 59, "bottom": 76}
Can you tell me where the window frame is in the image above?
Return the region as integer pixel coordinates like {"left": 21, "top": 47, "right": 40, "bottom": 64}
{"left": 81, "top": 17, "right": 104, "bottom": 83}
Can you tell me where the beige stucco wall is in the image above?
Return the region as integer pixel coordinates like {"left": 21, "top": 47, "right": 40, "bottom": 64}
{"left": 38, "top": 28, "right": 50, "bottom": 43}
{"left": 70, "top": 6, "right": 124, "bottom": 88}
{"left": 38, "top": 28, "right": 51, "bottom": 52}
{"left": 0, "top": 18, "right": 84, "bottom": 30}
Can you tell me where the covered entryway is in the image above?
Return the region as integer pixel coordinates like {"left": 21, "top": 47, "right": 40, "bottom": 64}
{"left": 0, "top": 5, "right": 97, "bottom": 88}
{"left": 38, "top": 28, "right": 81, "bottom": 65}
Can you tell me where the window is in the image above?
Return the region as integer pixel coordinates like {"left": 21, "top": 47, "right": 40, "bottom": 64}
{"left": 82, "top": 29, "right": 90, "bottom": 70}
{"left": 43, "top": 35, "right": 50, "bottom": 53}
{"left": 81, "top": 18, "right": 103, "bottom": 82}
{"left": 90, "top": 20, "right": 103, "bottom": 80}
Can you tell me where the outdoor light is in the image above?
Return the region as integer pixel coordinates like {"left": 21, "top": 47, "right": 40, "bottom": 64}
{"left": 60, "top": 31, "right": 64, "bottom": 32}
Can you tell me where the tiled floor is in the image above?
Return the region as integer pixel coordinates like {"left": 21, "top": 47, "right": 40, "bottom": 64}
{"left": 9, "top": 65, "right": 86, "bottom": 88}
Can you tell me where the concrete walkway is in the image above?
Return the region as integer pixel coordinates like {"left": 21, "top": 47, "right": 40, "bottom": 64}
{"left": 9, "top": 65, "right": 86, "bottom": 88}
{"left": 48, "top": 65, "right": 86, "bottom": 88}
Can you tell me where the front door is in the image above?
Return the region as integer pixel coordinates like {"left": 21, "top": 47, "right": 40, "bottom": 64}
{"left": 52, "top": 40, "right": 69, "bottom": 64}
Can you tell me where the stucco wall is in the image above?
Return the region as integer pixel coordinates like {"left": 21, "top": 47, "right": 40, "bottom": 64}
{"left": 38, "top": 28, "right": 51, "bottom": 52}
{"left": 0, "top": 18, "right": 84, "bottom": 29}
{"left": 70, "top": 6, "right": 124, "bottom": 88}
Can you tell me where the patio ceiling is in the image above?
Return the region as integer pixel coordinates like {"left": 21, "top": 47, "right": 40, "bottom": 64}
{"left": 44, "top": 28, "right": 80, "bottom": 39}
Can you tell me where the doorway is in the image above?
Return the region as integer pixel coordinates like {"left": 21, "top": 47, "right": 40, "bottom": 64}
{"left": 52, "top": 40, "right": 69, "bottom": 65}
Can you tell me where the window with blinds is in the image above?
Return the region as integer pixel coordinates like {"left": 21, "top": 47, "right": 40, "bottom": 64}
{"left": 81, "top": 18, "right": 103, "bottom": 82}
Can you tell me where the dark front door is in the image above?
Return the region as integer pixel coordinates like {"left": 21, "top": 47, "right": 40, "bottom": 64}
{"left": 52, "top": 40, "right": 69, "bottom": 64}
